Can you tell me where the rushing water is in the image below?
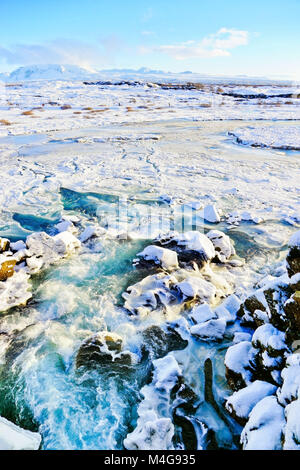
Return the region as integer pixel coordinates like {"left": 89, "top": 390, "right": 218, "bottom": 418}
{"left": 0, "top": 120, "right": 297, "bottom": 449}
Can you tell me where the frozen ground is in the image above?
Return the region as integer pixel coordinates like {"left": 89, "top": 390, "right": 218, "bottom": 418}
{"left": 0, "top": 73, "right": 299, "bottom": 450}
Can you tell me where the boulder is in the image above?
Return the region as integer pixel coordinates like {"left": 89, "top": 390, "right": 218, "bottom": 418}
{"left": 225, "top": 380, "right": 277, "bottom": 425}
{"left": 134, "top": 245, "right": 178, "bottom": 271}
{"left": 0, "top": 256, "right": 16, "bottom": 281}
{"left": 225, "top": 341, "right": 256, "bottom": 391}
{"left": 286, "top": 231, "right": 300, "bottom": 278}
{"left": 76, "top": 331, "right": 136, "bottom": 369}
{"left": 240, "top": 396, "right": 285, "bottom": 450}
{"left": 0, "top": 238, "right": 10, "bottom": 253}
{"left": 206, "top": 230, "right": 235, "bottom": 262}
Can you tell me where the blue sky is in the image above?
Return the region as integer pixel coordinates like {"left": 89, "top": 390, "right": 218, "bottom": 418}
{"left": 0, "top": 0, "right": 299, "bottom": 78}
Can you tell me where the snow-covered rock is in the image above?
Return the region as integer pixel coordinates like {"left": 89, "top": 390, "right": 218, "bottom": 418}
{"left": 0, "top": 270, "right": 32, "bottom": 313}
{"left": 135, "top": 245, "right": 178, "bottom": 271}
{"left": 189, "top": 302, "right": 216, "bottom": 324}
{"left": 225, "top": 341, "right": 255, "bottom": 390}
{"left": 190, "top": 318, "right": 226, "bottom": 341}
{"left": 25, "top": 231, "right": 81, "bottom": 274}
{"left": 175, "top": 276, "right": 217, "bottom": 303}
{"left": 0, "top": 417, "right": 41, "bottom": 450}
{"left": 206, "top": 230, "right": 235, "bottom": 262}
{"left": 225, "top": 380, "right": 277, "bottom": 422}
{"left": 240, "top": 396, "right": 285, "bottom": 450}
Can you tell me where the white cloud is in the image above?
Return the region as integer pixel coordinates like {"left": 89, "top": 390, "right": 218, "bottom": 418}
{"left": 146, "top": 28, "right": 250, "bottom": 60}
{"left": 0, "top": 37, "right": 124, "bottom": 69}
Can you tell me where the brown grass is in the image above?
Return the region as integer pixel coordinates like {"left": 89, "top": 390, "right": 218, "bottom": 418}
{"left": 83, "top": 107, "right": 93, "bottom": 111}
{"left": 61, "top": 104, "right": 72, "bottom": 110}
{"left": 73, "top": 111, "right": 82, "bottom": 114}
{"left": 21, "top": 110, "right": 34, "bottom": 116}
{"left": 199, "top": 103, "right": 212, "bottom": 108}
{"left": 126, "top": 106, "right": 134, "bottom": 112}
{"left": 0, "top": 119, "right": 11, "bottom": 125}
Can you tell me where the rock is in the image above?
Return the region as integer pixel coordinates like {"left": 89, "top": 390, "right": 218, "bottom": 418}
{"left": 134, "top": 245, "right": 178, "bottom": 271}
{"left": 252, "top": 323, "right": 288, "bottom": 356}
{"left": 142, "top": 325, "right": 188, "bottom": 359}
{"left": 0, "top": 256, "right": 16, "bottom": 281}
{"left": 0, "top": 416, "right": 41, "bottom": 450}
{"left": 76, "top": 331, "right": 137, "bottom": 369}
{"left": 286, "top": 230, "right": 300, "bottom": 278}
{"left": 225, "top": 380, "right": 277, "bottom": 425}
{"left": 284, "top": 291, "right": 300, "bottom": 342}
{"left": 290, "top": 273, "right": 300, "bottom": 292}
{"left": 0, "top": 270, "right": 32, "bottom": 313}
{"left": 225, "top": 341, "right": 256, "bottom": 391}
{"left": 155, "top": 231, "right": 215, "bottom": 268}
{"left": 190, "top": 318, "right": 226, "bottom": 341}
{"left": 240, "top": 396, "right": 285, "bottom": 450}
{"left": 206, "top": 230, "right": 235, "bottom": 263}
{"left": 0, "top": 238, "right": 10, "bottom": 253}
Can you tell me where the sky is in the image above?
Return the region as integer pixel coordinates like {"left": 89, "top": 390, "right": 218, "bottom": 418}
{"left": 0, "top": 0, "right": 299, "bottom": 79}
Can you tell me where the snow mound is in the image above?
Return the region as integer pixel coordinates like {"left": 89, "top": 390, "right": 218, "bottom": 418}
{"left": 229, "top": 126, "right": 300, "bottom": 151}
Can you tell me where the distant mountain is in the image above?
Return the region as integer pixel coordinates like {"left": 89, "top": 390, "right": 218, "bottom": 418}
{"left": 5, "top": 64, "right": 97, "bottom": 81}
{"left": 0, "top": 64, "right": 296, "bottom": 86}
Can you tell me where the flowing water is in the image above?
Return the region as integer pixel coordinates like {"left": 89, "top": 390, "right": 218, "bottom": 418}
{"left": 0, "top": 119, "right": 298, "bottom": 449}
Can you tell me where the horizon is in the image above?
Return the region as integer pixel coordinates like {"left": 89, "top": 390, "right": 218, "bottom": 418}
{"left": 0, "top": 0, "right": 299, "bottom": 80}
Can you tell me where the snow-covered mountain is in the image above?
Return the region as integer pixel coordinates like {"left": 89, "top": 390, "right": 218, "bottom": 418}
{"left": 5, "top": 64, "right": 97, "bottom": 82}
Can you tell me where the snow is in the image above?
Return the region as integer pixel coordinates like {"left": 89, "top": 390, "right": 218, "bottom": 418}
{"left": 229, "top": 126, "right": 300, "bottom": 150}
{"left": 124, "top": 353, "right": 181, "bottom": 450}
{"left": 224, "top": 341, "right": 255, "bottom": 385}
{"left": 189, "top": 302, "right": 216, "bottom": 324}
{"left": 240, "top": 396, "right": 285, "bottom": 450}
{"left": 175, "top": 276, "right": 217, "bottom": 302}
{"left": 277, "top": 364, "right": 300, "bottom": 406}
{"left": 284, "top": 399, "right": 300, "bottom": 449}
{"left": 225, "top": 380, "right": 277, "bottom": 420}
{"left": 0, "top": 416, "right": 41, "bottom": 450}
{"left": 288, "top": 230, "right": 300, "bottom": 248}
{"left": 0, "top": 269, "right": 32, "bottom": 313}
{"left": 190, "top": 318, "right": 226, "bottom": 341}
{"left": 252, "top": 323, "right": 288, "bottom": 354}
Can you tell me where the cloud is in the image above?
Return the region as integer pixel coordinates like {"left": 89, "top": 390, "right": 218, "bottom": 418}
{"left": 144, "top": 28, "right": 250, "bottom": 60}
{"left": 0, "top": 37, "right": 124, "bottom": 69}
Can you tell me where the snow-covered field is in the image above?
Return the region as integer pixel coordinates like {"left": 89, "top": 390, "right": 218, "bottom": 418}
{"left": 0, "top": 67, "right": 299, "bottom": 450}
